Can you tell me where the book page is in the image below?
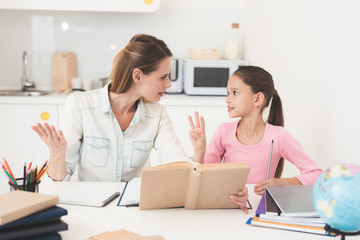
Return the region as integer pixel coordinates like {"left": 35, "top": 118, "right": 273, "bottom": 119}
{"left": 145, "top": 161, "right": 195, "bottom": 171}
{"left": 197, "top": 162, "right": 248, "bottom": 171}
{"left": 117, "top": 178, "right": 141, "bottom": 207}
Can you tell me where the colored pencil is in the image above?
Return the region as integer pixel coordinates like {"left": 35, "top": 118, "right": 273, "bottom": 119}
{"left": 37, "top": 167, "right": 48, "bottom": 182}
{"left": 26, "top": 160, "right": 33, "bottom": 177}
{"left": 34, "top": 166, "right": 38, "bottom": 184}
{"left": 1, "top": 164, "right": 18, "bottom": 189}
{"left": 37, "top": 159, "right": 48, "bottom": 175}
{"left": 3, "top": 157, "right": 15, "bottom": 180}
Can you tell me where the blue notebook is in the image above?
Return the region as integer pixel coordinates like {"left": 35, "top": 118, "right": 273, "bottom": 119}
{"left": 0, "top": 220, "right": 68, "bottom": 240}
{"left": 0, "top": 206, "right": 67, "bottom": 230}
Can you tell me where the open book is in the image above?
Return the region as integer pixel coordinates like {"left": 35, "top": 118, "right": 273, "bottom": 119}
{"left": 139, "top": 161, "right": 250, "bottom": 210}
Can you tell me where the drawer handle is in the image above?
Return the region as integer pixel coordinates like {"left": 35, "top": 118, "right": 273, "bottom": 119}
{"left": 41, "top": 112, "right": 50, "bottom": 121}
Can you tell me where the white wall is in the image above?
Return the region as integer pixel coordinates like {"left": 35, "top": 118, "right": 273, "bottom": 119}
{"left": 0, "top": 0, "right": 244, "bottom": 89}
{"left": 0, "top": 0, "right": 359, "bottom": 173}
{"left": 243, "top": 0, "right": 360, "bottom": 169}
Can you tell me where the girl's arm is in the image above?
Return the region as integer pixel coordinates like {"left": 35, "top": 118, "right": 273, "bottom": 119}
{"left": 254, "top": 128, "right": 322, "bottom": 195}
{"left": 254, "top": 177, "right": 301, "bottom": 195}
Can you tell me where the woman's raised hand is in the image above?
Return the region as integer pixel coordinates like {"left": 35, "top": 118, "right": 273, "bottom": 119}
{"left": 188, "top": 112, "right": 206, "bottom": 163}
{"left": 31, "top": 122, "right": 67, "bottom": 155}
{"left": 31, "top": 122, "right": 68, "bottom": 181}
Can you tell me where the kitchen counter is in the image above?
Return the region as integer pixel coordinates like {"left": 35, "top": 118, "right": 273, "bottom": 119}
{"left": 0, "top": 92, "right": 228, "bottom": 106}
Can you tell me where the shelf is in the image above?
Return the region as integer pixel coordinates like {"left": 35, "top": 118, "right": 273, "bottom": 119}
{"left": 0, "top": 0, "right": 160, "bottom": 12}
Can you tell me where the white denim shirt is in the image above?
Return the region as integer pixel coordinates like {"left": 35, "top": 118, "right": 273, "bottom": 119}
{"left": 61, "top": 85, "right": 191, "bottom": 182}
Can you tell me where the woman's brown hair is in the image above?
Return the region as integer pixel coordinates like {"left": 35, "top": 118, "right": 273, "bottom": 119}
{"left": 109, "top": 34, "right": 173, "bottom": 94}
{"left": 233, "top": 66, "right": 285, "bottom": 178}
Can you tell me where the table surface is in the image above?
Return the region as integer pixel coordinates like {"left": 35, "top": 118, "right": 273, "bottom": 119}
{"left": 40, "top": 182, "right": 338, "bottom": 240}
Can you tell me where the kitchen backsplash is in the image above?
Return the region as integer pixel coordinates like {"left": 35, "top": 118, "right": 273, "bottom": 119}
{"left": 0, "top": 0, "right": 244, "bottom": 90}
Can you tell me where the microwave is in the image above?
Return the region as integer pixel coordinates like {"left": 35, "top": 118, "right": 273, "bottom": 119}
{"left": 183, "top": 59, "right": 247, "bottom": 96}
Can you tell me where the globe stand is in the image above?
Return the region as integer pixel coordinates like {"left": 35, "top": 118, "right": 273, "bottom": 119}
{"left": 325, "top": 225, "right": 360, "bottom": 240}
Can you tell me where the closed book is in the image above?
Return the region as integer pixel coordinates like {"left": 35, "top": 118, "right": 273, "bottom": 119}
{"left": 247, "top": 216, "right": 335, "bottom": 236}
{"left": 0, "top": 191, "right": 59, "bottom": 226}
{"left": 10, "top": 232, "right": 61, "bottom": 240}
{"left": 139, "top": 161, "right": 250, "bottom": 210}
{"left": 0, "top": 220, "right": 68, "bottom": 240}
{"left": 0, "top": 206, "right": 67, "bottom": 230}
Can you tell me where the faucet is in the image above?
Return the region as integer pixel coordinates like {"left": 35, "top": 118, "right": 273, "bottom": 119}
{"left": 21, "top": 51, "right": 36, "bottom": 91}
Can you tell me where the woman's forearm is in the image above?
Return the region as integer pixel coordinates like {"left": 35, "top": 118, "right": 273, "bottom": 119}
{"left": 47, "top": 152, "right": 67, "bottom": 181}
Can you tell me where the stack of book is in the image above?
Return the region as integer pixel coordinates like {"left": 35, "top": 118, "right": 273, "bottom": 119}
{"left": 247, "top": 185, "right": 336, "bottom": 237}
{"left": 0, "top": 191, "right": 68, "bottom": 240}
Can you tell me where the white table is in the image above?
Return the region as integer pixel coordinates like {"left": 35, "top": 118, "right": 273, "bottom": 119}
{"left": 40, "top": 182, "right": 337, "bottom": 240}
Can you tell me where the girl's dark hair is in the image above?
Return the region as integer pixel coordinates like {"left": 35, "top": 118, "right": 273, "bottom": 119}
{"left": 233, "top": 66, "right": 284, "bottom": 178}
{"left": 109, "top": 34, "right": 173, "bottom": 93}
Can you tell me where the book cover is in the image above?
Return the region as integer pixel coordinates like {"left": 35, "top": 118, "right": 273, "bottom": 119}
{"left": 0, "top": 191, "right": 59, "bottom": 226}
{"left": 0, "top": 206, "right": 67, "bottom": 230}
{"left": 0, "top": 220, "right": 68, "bottom": 240}
{"left": 139, "top": 161, "right": 250, "bottom": 210}
{"left": 265, "top": 185, "right": 319, "bottom": 217}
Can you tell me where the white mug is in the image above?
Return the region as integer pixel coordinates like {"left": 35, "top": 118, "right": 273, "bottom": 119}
{"left": 82, "top": 78, "right": 93, "bottom": 91}
{"left": 71, "top": 77, "right": 82, "bottom": 90}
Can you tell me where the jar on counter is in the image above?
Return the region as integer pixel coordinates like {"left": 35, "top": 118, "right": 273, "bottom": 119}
{"left": 224, "top": 23, "right": 240, "bottom": 60}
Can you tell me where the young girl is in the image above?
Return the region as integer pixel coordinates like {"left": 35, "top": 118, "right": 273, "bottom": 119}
{"left": 188, "top": 66, "right": 322, "bottom": 213}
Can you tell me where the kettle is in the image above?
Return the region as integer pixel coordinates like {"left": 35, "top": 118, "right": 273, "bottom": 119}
{"left": 166, "top": 58, "right": 183, "bottom": 94}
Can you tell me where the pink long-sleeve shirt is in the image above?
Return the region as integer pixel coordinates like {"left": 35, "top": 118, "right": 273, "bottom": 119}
{"left": 204, "top": 121, "right": 322, "bottom": 184}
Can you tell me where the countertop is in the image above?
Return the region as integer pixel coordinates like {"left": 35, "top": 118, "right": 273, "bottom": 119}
{"left": 0, "top": 92, "right": 228, "bottom": 106}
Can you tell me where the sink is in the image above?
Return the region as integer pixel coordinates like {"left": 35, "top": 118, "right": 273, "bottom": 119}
{"left": 0, "top": 90, "right": 52, "bottom": 96}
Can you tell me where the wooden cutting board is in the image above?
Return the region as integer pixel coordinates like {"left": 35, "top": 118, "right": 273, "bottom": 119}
{"left": 52, "top": 52, "right": 77, "bottom": 92}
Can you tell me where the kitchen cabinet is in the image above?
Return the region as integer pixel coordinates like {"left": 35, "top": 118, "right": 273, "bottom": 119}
{"left": 0, "top": 0, "right": 160, "bottom": 12}
{"left": 0, "top": 103, "right": 59, "bottom": 194}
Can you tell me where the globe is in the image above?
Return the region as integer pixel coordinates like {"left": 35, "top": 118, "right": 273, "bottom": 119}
{"left": 313, "top": 163, "right": 360, "bottom": 232}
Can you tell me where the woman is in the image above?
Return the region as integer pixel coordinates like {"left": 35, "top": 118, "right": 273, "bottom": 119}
{"left": 32, "top": 34, "right": 190, "bottom": 182}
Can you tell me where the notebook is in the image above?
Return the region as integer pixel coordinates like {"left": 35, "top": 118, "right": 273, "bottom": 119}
{"left": 0, "top": 220, "right": 68, "bottom": 240}
{"left": 265, "top": 185, "right": 319, "bottom": 217}
{"left": 45, "top": 182, "right": 120, "bottom": 207}
{"left": 117, "top": 177, "right": 141, "bottom": 207}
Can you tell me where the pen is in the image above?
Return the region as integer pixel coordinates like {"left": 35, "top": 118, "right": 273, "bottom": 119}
{"left": 266, "top": 139, "right": 274, "bottom": 179}
{"left": 102, "top": 192, "right": 121, "bottom": 207}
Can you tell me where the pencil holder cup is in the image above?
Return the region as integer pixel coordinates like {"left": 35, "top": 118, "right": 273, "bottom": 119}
{"left": 9, "top": 178, "right": 40, "bottom": 193}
